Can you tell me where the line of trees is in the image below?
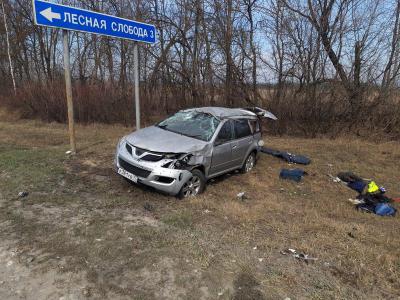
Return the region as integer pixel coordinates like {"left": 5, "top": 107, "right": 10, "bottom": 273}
{"left": 0, "top": 0, "right": 399, "bottom": 137}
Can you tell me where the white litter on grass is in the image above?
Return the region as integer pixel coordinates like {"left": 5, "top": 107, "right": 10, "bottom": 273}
{"left": 258, "top": 258, "right": 264, "bottom": 262}
{"left": 6, "top": 261, "right": 13, "bottom": 267}
{"left": 17, "top": 191, "right": 29, "bottom": 198}
{"left": 204, "top": 209, "right": 211, "bottom": 214}
{"left": 218, "top": 291, "right": 224, "bottom": 296}
{"left": 65, "top": 150, "right": 72, "bottom": 154}
{"left": 253, "top": 246, "right": 257, "bottom": 250}
{"left": 348, "top": 198, "right": 364, "bottom": 205}
{"left": 95, "top": 239, "right": 103, "bottom": 242}
{"left": 128, "top": 237, "right": 133, "bottom": 241}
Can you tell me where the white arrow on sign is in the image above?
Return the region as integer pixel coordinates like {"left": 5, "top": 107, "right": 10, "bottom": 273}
{"left": 40, "top": 7, "right": 61, "bottom": 22}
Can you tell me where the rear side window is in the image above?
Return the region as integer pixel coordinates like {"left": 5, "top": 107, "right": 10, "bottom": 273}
{"left": 215, "top": 121, "right": 233, "bottom": 145}
{"left": 249, "top": 120, "right": 260, "bottom": 133}
{"left": 234, "top": 119, "right": 252, "bottom": 139}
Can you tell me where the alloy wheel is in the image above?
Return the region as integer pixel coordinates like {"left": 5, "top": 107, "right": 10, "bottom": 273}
{"left": 181, "top": 175, "right": 201, "bottom": 197}
{"left": 245, "top": 154, "right": 255, "bottom": 172}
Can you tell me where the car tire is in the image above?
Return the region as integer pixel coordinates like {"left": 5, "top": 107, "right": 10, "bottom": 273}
{"left": 178, "top": 169, "right": 206, "bottom": 198}
{"left": 240, "top": 152, "right": 256, "bottom": 174}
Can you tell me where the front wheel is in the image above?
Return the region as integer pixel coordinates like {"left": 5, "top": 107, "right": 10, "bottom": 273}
{"left": 178, "top": 169, "right": 206, "bottom": 198}
{"left": 241, "top": 152, "right": 256, "bottom": 173}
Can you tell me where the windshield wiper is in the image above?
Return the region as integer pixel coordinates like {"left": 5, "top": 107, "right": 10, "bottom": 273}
{"left": 183, "top": 133, "right": 205, "bottom": 140}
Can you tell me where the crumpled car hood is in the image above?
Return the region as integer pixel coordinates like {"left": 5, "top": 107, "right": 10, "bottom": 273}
{"left": 126, "top": 126, "right": 208, "bottom": 153}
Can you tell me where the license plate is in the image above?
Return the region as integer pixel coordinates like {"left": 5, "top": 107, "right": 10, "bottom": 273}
{"left": 118, "top": 167, "right": 138, "bottom": 183}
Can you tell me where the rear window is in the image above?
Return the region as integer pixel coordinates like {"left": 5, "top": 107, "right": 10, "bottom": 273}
{"left": 234, "top": 119, "right": 252, "bottom": 139}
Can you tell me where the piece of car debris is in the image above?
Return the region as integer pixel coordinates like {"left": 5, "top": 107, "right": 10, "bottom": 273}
{"left": 237, "top": 192, "right": 247, "bottom": 200}
{"left": 17, "top": 191, "right": 29, "bottom": 198}
{"left": 280, "top": 248, "right": 317, "bottom": 263}
{"left": 143, "top": 202, "right": 154, "bottom": 212}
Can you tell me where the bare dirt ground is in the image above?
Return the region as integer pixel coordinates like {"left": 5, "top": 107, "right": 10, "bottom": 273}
{"left": 0, "top": 117, "right": 399, "bottom": 299}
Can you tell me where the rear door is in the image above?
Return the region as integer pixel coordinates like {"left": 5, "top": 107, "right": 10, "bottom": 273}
{"left": 209, "top": 120, "right": 235, "bottom": 175}
{"left": 231, "top": 119, "right": 253, "bottom": 167}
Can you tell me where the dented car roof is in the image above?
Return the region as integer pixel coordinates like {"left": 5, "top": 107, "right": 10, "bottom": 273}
{"left": 183, "top": 107, "right": 257, "bottom": 119}
{"left": 182, "top": 106, "right": 277, "bottom": 120}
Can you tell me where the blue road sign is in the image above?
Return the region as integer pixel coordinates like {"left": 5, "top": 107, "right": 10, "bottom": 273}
{"left": 33, "top": 0, "right": 156, "bottom": 44}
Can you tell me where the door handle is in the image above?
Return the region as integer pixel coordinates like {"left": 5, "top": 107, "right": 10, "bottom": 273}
{"left": 232, "top": 145, "right": 238, "bottom": 149}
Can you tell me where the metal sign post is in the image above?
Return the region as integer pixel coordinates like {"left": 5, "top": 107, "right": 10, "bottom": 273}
{"left": 133, "top": 43, "right": 140, "bottom": 130}
{"left": 32, "top": 0, "right": 156, "bottom": 151}
{"left": 62, "top": 30, "right": 76, "bottom": 153}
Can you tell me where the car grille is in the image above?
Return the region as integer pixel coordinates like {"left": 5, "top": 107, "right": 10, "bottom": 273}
{"left": 128, "top": 146, "right": 163, "bottom": 162}
{"left": 135, "top": 147, "right": 146, "bottom": 156}
{"left": 118, "top": 157, "right": 151, "bottom": 178}
{"left": 141, "top": 153, "right": 163, "bottom": 162}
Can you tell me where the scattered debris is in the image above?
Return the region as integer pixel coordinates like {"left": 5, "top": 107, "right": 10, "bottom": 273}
{"left": 338, "top": 171, "right": 397, "bottom": 217}
{"left": 17, "top": 191, "right": 29, "bottom": 198}
{"left": 258, "top": 258, "right": 264, "bottom": 262}
{"left": 279, "top": 169, "right": 307, "bottom": 182}
{"left": 348, "top": 198, "right": 364, "bottom": 205}
{"left": 347, "top": 232, "right": 356, "bottom": 239}
{"left": 327, "top": 174, "right": 342, "bottom": 183}
{"left": 261, "top": 147, "right": 311, "bottom": 165}
{"left": 218, "top": 291, "right": 224, "bottom": 296}
{"left": 237, "top": 192, "right": 248, "bottom": 201}
{"left": 65, "top": 150, "right": 72, "bottom": 155}
{"left": 203, "top": 209, "right": 211, "bottom": 214}
{"left": 95, "top": 238, "right": 103, "bottom": 242}
{"left": 143, "top": 202, "right": 154, "bottom": 212}
{"left": 280, "top": 248, "right": 317, "bottom": 263}
{"left": 253, "top": 246, "right": 257, "bottom": 250}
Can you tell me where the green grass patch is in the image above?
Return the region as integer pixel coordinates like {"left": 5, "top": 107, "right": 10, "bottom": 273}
{"left": 162, "top": 210, "right": 193, "bottom": 229}
{"left": 0, "top": 145, "right": 65, "bottom": 195}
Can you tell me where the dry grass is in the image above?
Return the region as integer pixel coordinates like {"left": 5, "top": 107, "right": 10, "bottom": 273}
{"left": 0, "top": 116, "right": 399, "bottom": 299}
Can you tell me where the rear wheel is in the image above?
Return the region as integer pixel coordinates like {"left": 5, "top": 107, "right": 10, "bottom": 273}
{"left": 178, "top": 169, "right": 206, "bottom": 198}
{"left": 241, "top": 152, "right": 256, "bottom": 173}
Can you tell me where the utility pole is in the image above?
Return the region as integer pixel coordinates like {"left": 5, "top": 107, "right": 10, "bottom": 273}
{"left": 1, "top": 0, "right": 16, "bottom": 95}
{"left": 62, "top": 30, "right": 76, "bottom": 154}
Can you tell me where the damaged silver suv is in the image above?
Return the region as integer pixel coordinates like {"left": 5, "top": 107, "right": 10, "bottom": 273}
{"left": 114, "top": 107, "right": 276, "bottom": 198}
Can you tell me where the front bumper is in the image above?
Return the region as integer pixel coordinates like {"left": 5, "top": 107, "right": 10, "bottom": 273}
{"left": 114, "top": 143, "right": 192, "bottom": 196}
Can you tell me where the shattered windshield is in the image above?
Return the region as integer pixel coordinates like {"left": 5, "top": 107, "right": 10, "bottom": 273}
{"left": 157, "top": 111, "right": 220, "bottom": 141}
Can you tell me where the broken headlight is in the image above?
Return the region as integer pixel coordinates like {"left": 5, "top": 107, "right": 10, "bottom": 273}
{"left": 164, "top": 154, "right": 192, "bottom": 169}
